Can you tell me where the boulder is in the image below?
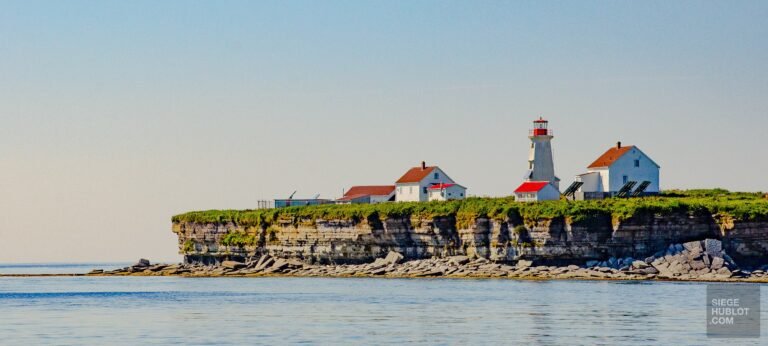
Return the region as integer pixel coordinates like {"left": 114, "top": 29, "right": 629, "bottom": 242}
{"left": 88, "top": 269, "right": 104, "bottom": 275}
{"left": 715, "top": 267, "right": 732, "bottom": 277}
{"left": 632, "top": 260, "right": 650, "bottom": 269}
{"left": 414, "top": 269, "right": 443, "bottom": 277}
{"left": 285, "top": 259, "right": 305, "bottom": 268}
{"left": 608, "top": 257, "right": 618, "bottom": 268}
{"left": 730, "top": 269, "right": 747, "bottom": 278}
{"left": 134, "top": 258, "right": 150, "bottom": 267}
{"left": 254, "top": 255, "right": 271, "bottom": 268}
{"left": 667, "top": 264, "right": 686, "bottom": 275}
{"left": 586, "top": 260, "right": 599, "bottom": 268}
{"left": 674, "top": 244, "right": 684, "bottom": 253}
{"left": 516, "top": 260, "right": 533, "bottom": 269}
{"left": 704, "top": 239, "right": 722, "bottom": 257}
{"left": 685, "top": 251, "right": 703, "bottom": 262}
{"left": 256, "top": 257, "right": 275, "bottom": 271}
{"left": 690, "top": 260, "right": 707, "bottom": 270}
{"left": 265, "top": 259, "right": 289, "bottom": 273}
{"left": 448, "top": 256, "right": 470, "bottom": 266}
{"left": 383, "top": 251, "right": 404, "bottom": 265}
{"left": 683, "top": 241, "right": 703, "bottom": 254}
{"left": 369, "top": 268, "right": 387, "bottom": 275}
{"left": 222, "top": 260, "right": 245, "bottom": 270}
{"left": 709, "top": 257, "right": 725, "bottom": 270}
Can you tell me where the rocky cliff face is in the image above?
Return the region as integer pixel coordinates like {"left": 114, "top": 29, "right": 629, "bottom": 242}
{"left": 173, "top": 212, "right": 768, "bottom": 267}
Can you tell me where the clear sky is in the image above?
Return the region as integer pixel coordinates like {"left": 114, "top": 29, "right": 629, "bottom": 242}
{"left": 1, "top": 1, "right": 767, "bottom": 263}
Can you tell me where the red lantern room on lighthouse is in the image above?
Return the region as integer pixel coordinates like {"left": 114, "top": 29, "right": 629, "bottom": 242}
{"left": 531, "top": 117, "right": 550, "bottom": 136}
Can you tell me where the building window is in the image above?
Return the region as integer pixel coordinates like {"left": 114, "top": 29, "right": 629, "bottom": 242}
{"left": 423, "top": 187, "right": 427, "bottom": 194}
{"left": 460, "top": 193, "right": 463, "bottom": 197}
{"left": 434, "top": 172, "right": 439, "bottom": 179}
{"left": 623, "top": 175, "right": 628, "bottom": 184}
{"left": 634, "top": 159, "right": 640, "bottom": 167}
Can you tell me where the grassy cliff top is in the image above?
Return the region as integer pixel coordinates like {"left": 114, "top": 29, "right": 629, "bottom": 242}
{"left": 172, "top": 189, "right": 768, "bottom": 227}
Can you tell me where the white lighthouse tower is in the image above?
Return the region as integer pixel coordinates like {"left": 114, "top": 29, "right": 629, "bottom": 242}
{"left": 525, "top": 117, "right": 560, "bottom": 190}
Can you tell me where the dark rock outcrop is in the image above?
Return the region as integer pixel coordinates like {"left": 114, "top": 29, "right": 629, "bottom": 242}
{"left": 173, "top": 212, "right": 768, "bottom": 268}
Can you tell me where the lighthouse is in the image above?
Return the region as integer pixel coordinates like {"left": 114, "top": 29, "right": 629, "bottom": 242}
{"left": 525, "top": 117, "right": 560, "bottom": 190}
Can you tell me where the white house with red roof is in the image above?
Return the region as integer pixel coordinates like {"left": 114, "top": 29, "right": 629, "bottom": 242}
{"left": 336, "top": 185, "right": 396, "bottom": 204}
{"left": 427, "top": 183, "right": 467, "bottom": 201}
{"left": 574, "top": 142, "right": 660, "bottom": 199}
{"left": 395, "top": 161, "right": 464, "bottom": 202}
{"left": 514, "top": 181, "right": 561, "bottom": 202}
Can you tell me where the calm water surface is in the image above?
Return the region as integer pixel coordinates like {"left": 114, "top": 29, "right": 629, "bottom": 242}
{"left": 0, "top": 264, "right": 766, "bottom": 345}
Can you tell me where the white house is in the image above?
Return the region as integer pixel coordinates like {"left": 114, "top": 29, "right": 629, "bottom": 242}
{"left": 427, "top": 183, "right": 467, "bottom": 201}
{"left": 336, "top": 185, "right": 395, "bottom": 204}
{"left": 513, "top": 181, "right": 561, "bottom": 202}
{"left": 574, "top": 142, "right": 660, "bottom": 199}
{"left": 395, "top": 162, "right": 464, "bottom": 202}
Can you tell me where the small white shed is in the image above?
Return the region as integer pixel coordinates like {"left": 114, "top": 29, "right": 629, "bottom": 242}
{"left": 427, "top": 183, "right": 466, "bottom": 201}
{"left": 514, "top": 181, "right": 561, "bottom": 202}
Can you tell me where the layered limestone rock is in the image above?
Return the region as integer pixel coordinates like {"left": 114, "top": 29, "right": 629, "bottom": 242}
{"left": 173, "top": 211, "right": 768, "bottom": 267}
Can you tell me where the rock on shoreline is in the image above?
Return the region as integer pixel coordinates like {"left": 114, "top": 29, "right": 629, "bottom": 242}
{"left": 90, "top": 240, "right": 768, "bottom": 282}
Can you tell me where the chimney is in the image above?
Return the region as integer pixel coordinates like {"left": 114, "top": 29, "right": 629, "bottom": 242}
{"left": 421, "top": 161, "right": 426, "bottom": 170}
{"left": 617, "top": 141, "right": 622, "bottom": 149}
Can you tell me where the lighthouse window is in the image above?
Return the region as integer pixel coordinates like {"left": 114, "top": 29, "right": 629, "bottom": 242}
{"left": 634, "top": 159, "right": 640, "bottom": 167}
{"left": 434, "top": 172, "right": 439, "bottom": 179}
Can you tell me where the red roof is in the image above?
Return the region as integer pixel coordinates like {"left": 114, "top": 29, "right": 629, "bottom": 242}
{"left": 428, "top": 183, "right": 456, "bottom": 190}
{"left": 396, "top": 166, "right": 437, "bottom": 183}
{"left": 338, "top": 185, "right": 395, "bottom": 201}
{"left": 588, "top": 145, "right": 635, "bottom": 168}
{"left": 514, "top": 181, "right": 551, "bottom": 193}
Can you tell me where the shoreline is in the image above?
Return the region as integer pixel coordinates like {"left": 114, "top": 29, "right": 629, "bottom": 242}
{"left": 3, "top": 272, "right": 767, "bottom": 283}
{"left": 5, "top": 256, "right": 767, "bottom": 283}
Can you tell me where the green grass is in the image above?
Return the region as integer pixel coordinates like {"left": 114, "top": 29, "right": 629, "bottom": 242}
{"left": 172, "top": 189, "right": 768, "bottom": 228}
{"left": 182, "top": 239, "right": 196, "bottom": 252}
{"left": 220, "top": 231, "right": 258, "bottom": 247}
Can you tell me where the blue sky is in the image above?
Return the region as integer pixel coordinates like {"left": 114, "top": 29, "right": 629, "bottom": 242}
{"left": 1, "top": 1, "right": 767, "bottom": 262}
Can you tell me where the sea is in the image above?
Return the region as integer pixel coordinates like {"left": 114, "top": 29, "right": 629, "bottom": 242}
{"left": 0, "top": 263, "right": 766, "bottom": 345}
